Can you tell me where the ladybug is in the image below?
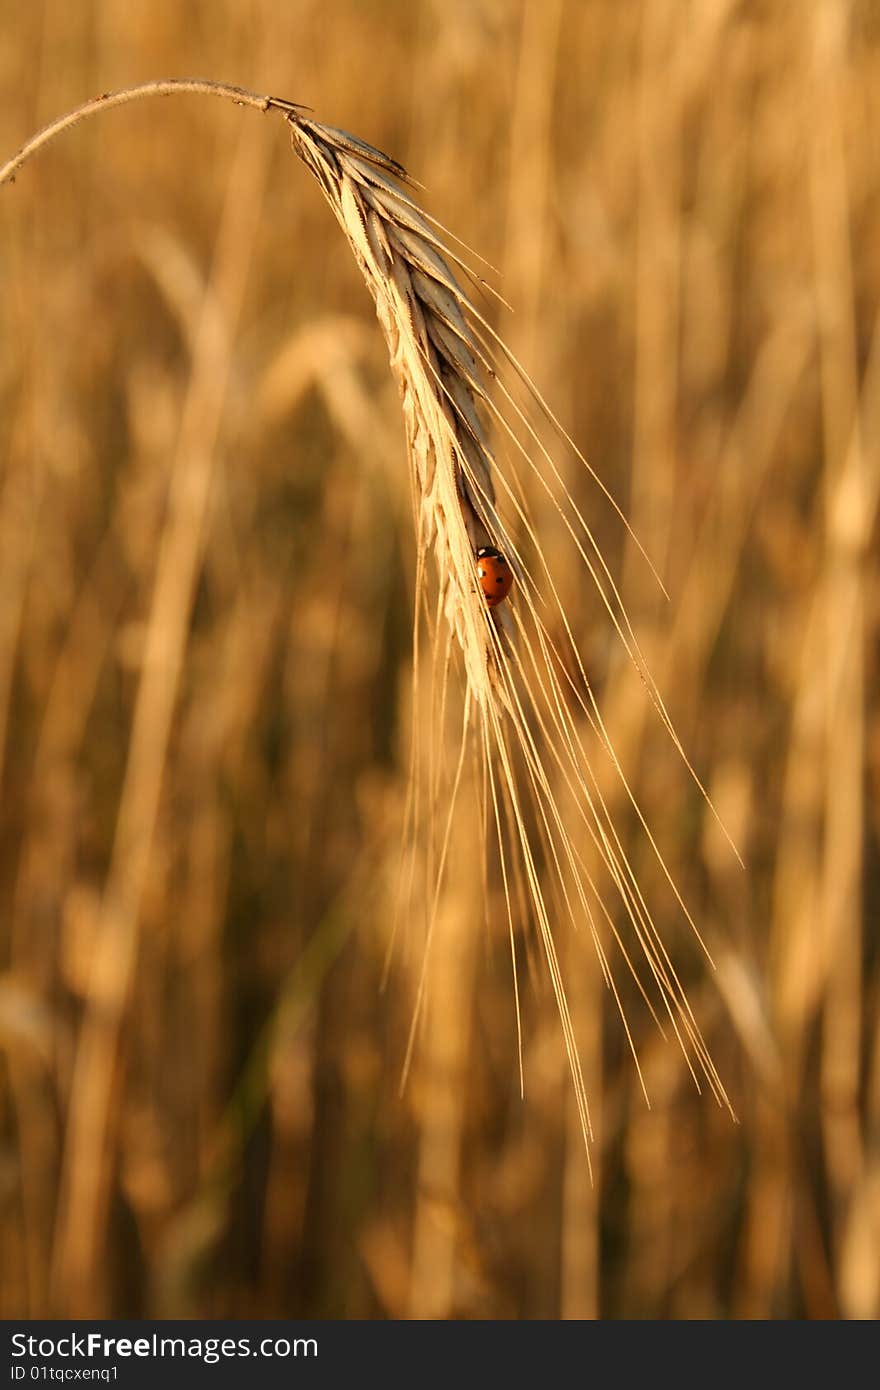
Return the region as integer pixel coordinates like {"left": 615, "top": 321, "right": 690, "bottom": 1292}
{"left": 476, "top": 545, "right": 513, "bottom": 608}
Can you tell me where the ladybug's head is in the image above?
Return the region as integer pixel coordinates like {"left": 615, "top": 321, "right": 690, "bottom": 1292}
{"left": 476, "top": 545, "right": 505, "bottom": 561}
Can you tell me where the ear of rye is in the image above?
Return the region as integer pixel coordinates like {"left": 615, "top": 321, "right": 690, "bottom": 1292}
{"left": 286, "top": 113, "right": 734, "bottom": 1146}
{"left": 288, "top": 116, "right": 514, "bottom": 700}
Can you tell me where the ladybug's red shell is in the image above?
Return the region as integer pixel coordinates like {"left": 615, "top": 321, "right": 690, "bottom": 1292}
{"left": 476, "top": 546, "right": 513, "bottom": 608}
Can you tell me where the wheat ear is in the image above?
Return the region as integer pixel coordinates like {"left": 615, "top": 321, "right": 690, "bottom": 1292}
{"left": 1, "top": 84, "right": 736, "bottom": 1161}
{"left": 284, "top": 113, "right": 735, "bottom": 1140}
{"left": 285, "top": 116, "right": 514, "bottom": 701}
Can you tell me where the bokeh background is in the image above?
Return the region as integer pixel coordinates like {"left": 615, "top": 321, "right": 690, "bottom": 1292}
{"left": 1, "top": 0, "right": 879, "bottom": 1319}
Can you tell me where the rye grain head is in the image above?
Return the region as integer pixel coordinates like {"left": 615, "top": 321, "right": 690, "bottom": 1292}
{"left": 0, "top": 82, "right": 736, "bottom": 1163}
{"left": 286, "top": 112, "right": 735, "bottom": 1151}
{"left": 287, "top": 116, "right": 514, "bottom": 700}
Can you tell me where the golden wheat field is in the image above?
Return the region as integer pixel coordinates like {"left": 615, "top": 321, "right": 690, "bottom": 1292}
{"left": 1, "top": 0, "right": 879, "bottom": 1321}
